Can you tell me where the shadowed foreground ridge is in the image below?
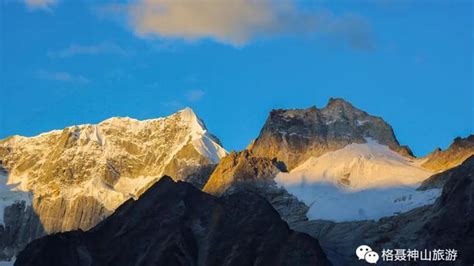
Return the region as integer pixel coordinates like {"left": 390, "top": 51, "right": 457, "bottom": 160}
{"left": 15, "top": 176, "right": 331, "bottom": 266}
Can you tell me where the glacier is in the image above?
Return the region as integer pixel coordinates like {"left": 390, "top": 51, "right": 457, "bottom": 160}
{"left": 275, "top": 141, "right": 441, "bottom": 221}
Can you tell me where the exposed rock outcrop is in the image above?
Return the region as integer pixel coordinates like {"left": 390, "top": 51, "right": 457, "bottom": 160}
{"left": 223, "top": 180, "right": 310, "bottom": 225}
{"left": 417, "top": 156, "right": 470, "bottom": 190}
{"left": 203, "top": 150, "right": 308, "bottom": 224}
{"left": 203, "top": 150, "right": 281, "bottom": 195}
{"left": 421, "top": 135, "right": 474, "bottom": 172}
{"left": 250, "top": 98, "right": 413, "bottom": 170}
{"left": 16, "top": 176, "right": 331, "bottom": 266}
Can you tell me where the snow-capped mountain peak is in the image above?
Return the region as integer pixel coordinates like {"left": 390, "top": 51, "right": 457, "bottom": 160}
{"left": 0, "top": 108, "right": 227, "bottom": 234}
{"left": 177, "top": 107, "right": 227, "bottom": 164}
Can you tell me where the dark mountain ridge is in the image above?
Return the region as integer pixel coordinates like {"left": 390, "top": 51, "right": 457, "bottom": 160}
{"left": 16, "top": 176, "right": 331, "bottom": 266}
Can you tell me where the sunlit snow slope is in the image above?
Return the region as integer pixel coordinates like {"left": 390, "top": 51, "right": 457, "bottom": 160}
{"left": 275, "top": 140, "right": 440, "bottom": 221}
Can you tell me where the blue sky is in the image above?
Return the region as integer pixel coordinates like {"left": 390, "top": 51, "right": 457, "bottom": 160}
{"left": 0, "top": 0, "right": 472, "bottom": 156}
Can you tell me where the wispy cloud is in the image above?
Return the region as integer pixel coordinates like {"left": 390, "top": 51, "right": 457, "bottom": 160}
{"left": 317, "top": 12, "right": 374, "bottom": 51}
{"left": 36, "top": 70, "right": 90, "bottom": 83}
{"left": 48, "top": 42, "right": 131, "bottom": 58}
{"left": 24, "top": 0, "right": 57, "bottom": 12}
{"left": 185, "top": 89, "right": 205, "bottom": 102}
{"left": 98, "top": 0, "right": 373, "bottom": 49}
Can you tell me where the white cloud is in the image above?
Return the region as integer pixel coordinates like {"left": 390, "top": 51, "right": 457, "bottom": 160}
{"left": 36, "top": 70, "right": 90, "bottom": 84}
{"left": 101, "top": 0, "right": 373, "bottom": 49}
{"left": 48, "top": 42, "right": 131, "bottom": 58}
{"left": 186, "top": 89, "right": 205, "bottom": 102}
{"left": 126, "top": 0, "right": 290, "bottom": 46}
{"left": 24, "top": 0, "right": 57, "bottom": 11}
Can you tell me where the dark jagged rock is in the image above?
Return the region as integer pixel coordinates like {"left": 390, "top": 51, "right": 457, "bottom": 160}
{"left": 421, "top": 135, "right": 474, "bottom": 172}
{"left": 250, "top": 98, "right": 412, "bottom": 170}
{"left": 293, "top": 156, "right": 474, "bottom": 265}
{"left": 222, "top": 180, "right": 310, "bottom": 225}
{"left": 16, "top": 176, "right": 331, "bottom": 266}
{"left": 0, "top": 201, "right": 44, "bottom": 261}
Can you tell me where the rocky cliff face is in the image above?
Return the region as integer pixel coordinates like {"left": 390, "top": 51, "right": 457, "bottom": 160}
{"left": 292, "top": 156, "right": 474, "bottom": 266}
{"left": 0, "top": 108, "right": 226, "bottom": 260}
{"left": 250, "top": 98, "right": 412, "bottom": 170}
{"left": 417, "top": 155, "right": 472, "bottom": 190}
{"left": 421, "top": 135, "right": 474, "bottom": 172}
{"left": 203, "top": 150, "right": 281, "bottom": 195}
{"left": 16, "top": 176, "right": 331, "bottom": 266}
{"left": 203, "top": 150, "right": 308, "bottom": 224}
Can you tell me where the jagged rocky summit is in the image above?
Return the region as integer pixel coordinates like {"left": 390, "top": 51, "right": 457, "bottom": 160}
{"left": 16, "top": 176, "right": 332, "bottom": 266}
{"left": 0, "top": 108, "right": 227, "bottom": 260}
{"left": 249, "top": 98, "right": 413, "bottom": 171}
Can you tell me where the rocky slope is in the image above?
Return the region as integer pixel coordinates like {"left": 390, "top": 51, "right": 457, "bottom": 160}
{"left": 203, "top": 150, "right": 282, "bottom": 195}
{"left": 0, "top": 108, "right": 227, "bottom": 260}
{"left": 293, "top": 156, "right": 474, "bottom": 265}
{"left": 417, "top": 154, "right": 472, "bottom": 191}
{"left": 249, "top": 98, "right": 413, "bottom": 170}
{"left": 421, "top": 135, "right": 474, "bottom": 172}
{"left": 203, "top": 150, "right": 309, "bottom": 224}
{"left": 15, "top": 176, "right": 331, "bottom": 266}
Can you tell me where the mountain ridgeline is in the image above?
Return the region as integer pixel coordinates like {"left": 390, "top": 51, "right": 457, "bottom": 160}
{"left": 2, "top": 98, "right": 473, "bottom": 265}
{"left": 16, "top": 176, "right": 331, "bottom": 266}
{"left": 421, "top": 135, "right": 474, "bottom": 172}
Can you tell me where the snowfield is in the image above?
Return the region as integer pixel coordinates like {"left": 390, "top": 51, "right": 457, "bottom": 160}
{"left": 275, "top": 141, "right": 441, "bottom": 221}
